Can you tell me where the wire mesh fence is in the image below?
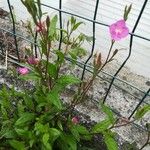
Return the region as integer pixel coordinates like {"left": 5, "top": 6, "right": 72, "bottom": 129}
{"left": 0, "top": 0, "right": 150, "bottom": 132}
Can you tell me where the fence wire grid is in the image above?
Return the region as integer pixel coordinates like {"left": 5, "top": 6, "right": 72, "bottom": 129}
{"left": 0, "top": 0, "right": 150, "bottom": 131}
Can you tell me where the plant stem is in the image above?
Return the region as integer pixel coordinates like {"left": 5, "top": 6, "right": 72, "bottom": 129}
{"left": 109, "top": 119, "right": 135, "bottom": 129}
{"left": 45, "top": 40, "right": 51, "bottom": 85}
{"left": 105, "top": 40, "right": 115, "bottom": 63}
{"left": 77, "top": 40, "right": 115, "bottom": 102}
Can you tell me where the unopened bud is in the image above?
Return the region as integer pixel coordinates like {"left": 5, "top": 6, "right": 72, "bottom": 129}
{"left": 94, "top": 52, "right": 102, "bottom": 70}
{"left": 112, "top": 49, "right": 118, "bottom": 56}
{"left": 46, "top": 16, "right": 50, "bottom": 29}
{"left": 72, "top": 117, "right": 79, "bottom": 124}
{"left": 27, "top": 56, "right": 40, "bottom": 65}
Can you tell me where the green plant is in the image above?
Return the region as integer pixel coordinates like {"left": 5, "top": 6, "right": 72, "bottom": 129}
{"left": 1, "top": 0, "right": 92, "bottom": 149}
{"left": 1, "top": 1, "right": 149, "bottom": 150}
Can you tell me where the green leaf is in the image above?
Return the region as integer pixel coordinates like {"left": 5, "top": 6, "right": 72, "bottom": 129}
{"left": 23, "top": 94, "right": 34, "bottom": 110}
{"left": 0, "top": 129, "right": 17, "bottom": 139}
{"left": 84, "top": 35, "right": 93, "bottom": 42}
{"left": 49, "top": 15, "right": 58, "bottom": 38}
{"left": 70, "top": 127, "right": 80, "bottom": 142}
{"left": 55, "top": 50, "right": 65, "bottom": 64}
{"left": 135, "top": 105, "right": 150, "bottom": 120}
{"left": 49, "top": 128, "right": 61, "bottom": 143}
{"left": 60, "top": 134, "right": 77, "bottom": 150}
{"left": 43, "top": 133, "right": 49, "bottom": 145}
{"left": 71, "top": 16, "right": 76, "bottom": 25}
{"left": 68, "top": 51, "right": 77, "bottom": 65}
{"left": 104, "top": 132, "right": 118, "bottom": 150}
{"left": 47, "top": 63, "right": 57, "bottom": 78}
{"left": 21, "top": 0, "right": 37, "bottom": 24}
{"left": 123, "top": 4, "right": 132, "bottom": 21}
{"left": 57, "top": 120, "right": 63, "bottom": 131}
{"left": 40, "top": 40, "right": 47, "bottom": 55}
{"left": 15, "top": 112, "right": 35, "bottom": 126}
{"left": 57, "top": 75, "right": 80, "bottom": 86}
{"left": 101, "top": 103, "right": 115, "bottom": 123}
{"left": 70, "top": 47, "right": 87, "bottom": 58}
{"left": 75, "top": 125, "right": 89, "bottom": 135}
{"left": 47, "top": 91, "right": 62, "bottom": 109}
{"left": 19, "top": 72, "right": 40, "bottom": 81}
{"left": 71, "top": 125, "right": 90, "bottom": 141}
{"left": 0, "top": 106, "right": 8, "bottom": 119}
{"left": 34, "top": 122, "right": 48, "bottom": 133}
{"left": 37, "top": 0, "right": 42, "bottom": 18}
{"left": 9, "top": 140, "right": 25, "bottom": 150}
{"left": 53, "top": 75, "right": 80, "bottom": 93}
{"left": 72, "top": 22, "right": 83, "bottom": 31}
{"left": 15, "top": 128, "right": 31, "bottom": 138}
{"left": 92, "top": 119, "right": 112, "bottom": 133}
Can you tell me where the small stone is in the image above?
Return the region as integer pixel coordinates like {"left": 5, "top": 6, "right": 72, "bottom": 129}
{"left": 145, "top": 81, "right": 150, "bottom": 86}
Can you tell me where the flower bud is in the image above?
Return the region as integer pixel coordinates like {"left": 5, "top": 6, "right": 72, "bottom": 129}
{"left": 93, "top": 52, "right": 102, "bottom": 70}
{"left": 27, "top": 56, "right": 39, "bottom": 65}
{"left": 72, "top": 117, "right": 79, "bottom": 124}
{"left": 46, "top": 16, "right": 50, "bottom": 29}
{"left": 17, "top": 67, "right": 29, "bottom": 75}
{"left": 36, "top": 21, "right": 45, "bottom": 32}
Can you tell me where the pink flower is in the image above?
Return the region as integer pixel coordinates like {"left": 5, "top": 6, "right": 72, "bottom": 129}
{"left": 17, "top": 67, "right": 29, "bottom": 75}
{"left": 36, "top": 21, "right": 45, "bottom": 32}
{"left": 109, "top": 20, "right": 129, "bottom": 41}
{"left": 27, "top": 56, "right": 39, "bottom": 65}
{"left": 72, "top": 117, "right": 79, "bottom": 124}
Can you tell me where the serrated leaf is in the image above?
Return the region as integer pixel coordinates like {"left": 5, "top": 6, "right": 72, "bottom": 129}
{"left": 9, "top": 140, "right": 25, "bottom": 150}
{"left": 15, "top": 112, "right": 35, "bottom": 126}
{"left": 135, "top": 105, "right": 150, "bottom": 120}
{"left": 92, "top": 119, "right": 112, "bottom": 133}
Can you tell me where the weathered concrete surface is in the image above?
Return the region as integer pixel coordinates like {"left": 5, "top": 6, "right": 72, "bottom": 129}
{"left": 0, "top": 16, "right": 150, "bottom": 150}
